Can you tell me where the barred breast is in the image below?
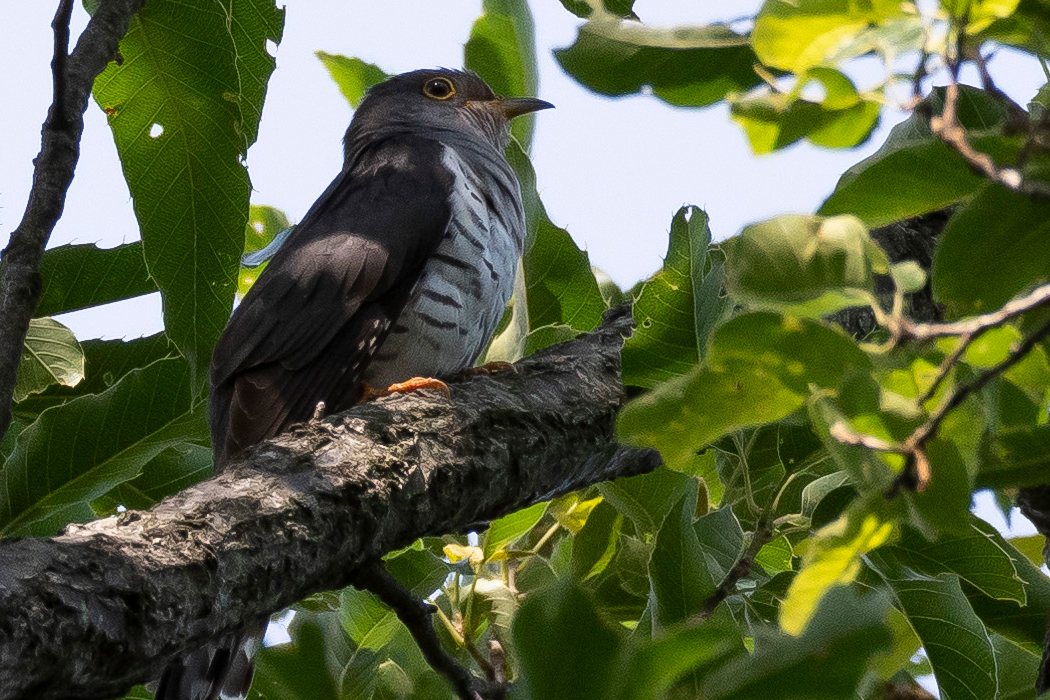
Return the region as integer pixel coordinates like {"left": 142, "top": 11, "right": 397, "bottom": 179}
{"left": 361, "top": 144, "right": 525, "bottom": 387}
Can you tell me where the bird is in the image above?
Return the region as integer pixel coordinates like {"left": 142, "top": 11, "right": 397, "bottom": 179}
{"left": 153, "top": 68, "right": 552, "bottom": 700}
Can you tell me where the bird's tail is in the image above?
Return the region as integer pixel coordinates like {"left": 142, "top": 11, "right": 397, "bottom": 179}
{"left": 153, "top": 621, "right": 264, "bottom": 700}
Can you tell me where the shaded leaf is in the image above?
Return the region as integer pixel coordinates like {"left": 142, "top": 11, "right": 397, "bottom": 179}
{"left": 512, "top": 582, "right": 623, "bottom": 700}
{"left": 700, "top": 586, "right": 893, "bottom": 699}
{"left": 884, "top": 519, "right": 1026, "bottom": 603}
{"left": 555, "top": 21, "right": 762, "bottom": 108}
{"left": 648, "top": 493, "right": 716, "bottom": 628}
{"left": 933, "top": 183, "right": 1050, "bottom": 315}
{"left": 820, "top": 86, "right": 1015, "bottom": 227}
{"left": 35, "top": 242, "right": 154, "bottom": 316}
{"left": 93, "top": 0, "right": 284, "bottom": 390}
{"left": 0, "top": 358, "right": 208, "bottom": 537}
{"left": 869, "top": 554, "right": 999, "bottom": 700}
{"left": 598, "top": 466, "right": 695, "bottom": 535}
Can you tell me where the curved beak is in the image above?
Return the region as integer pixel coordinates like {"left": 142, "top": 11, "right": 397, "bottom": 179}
{"left": 500, "top": 97, "right": 554, "bottom": 119}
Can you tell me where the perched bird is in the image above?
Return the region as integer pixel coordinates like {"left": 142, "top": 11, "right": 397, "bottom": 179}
{"left": 154, "top": 69, "right": 551, "bottom": 700}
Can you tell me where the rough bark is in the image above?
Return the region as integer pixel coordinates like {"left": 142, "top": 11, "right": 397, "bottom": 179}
{"left": 0, "top": 306, "right": 659, "bottom": 700}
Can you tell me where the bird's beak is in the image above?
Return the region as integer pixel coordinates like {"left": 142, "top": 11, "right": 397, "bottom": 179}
{"left": 499, "top": 97, "right": 554, "bottom": 119}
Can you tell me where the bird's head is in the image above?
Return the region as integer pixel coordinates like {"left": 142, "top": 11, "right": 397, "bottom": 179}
{"left": 345, "top": 69, "right": 553, "bottom": 158}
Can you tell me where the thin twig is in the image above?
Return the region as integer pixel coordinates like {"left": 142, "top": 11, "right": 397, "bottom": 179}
{"left": 917, "top": 332, "right": 973, "bottom": 405}
{"left": 931, "top": 80, "right": 1050, "bottom": 197}
{"left": 353, "top": 562, "right": 506, "bottom": 700}
{"left": 696, "top": 514, "right": 773, "bottom": 622}
{"left": 899, "top": 281, "right": 1050, "bottom": 341}
{"left": 833, "top": 315, "right": 1050, "bottom": 493}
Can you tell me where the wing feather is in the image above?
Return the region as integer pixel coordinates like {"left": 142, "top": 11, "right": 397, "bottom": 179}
{"left": 209, "top": 135, "right": 454, "bottom": 467}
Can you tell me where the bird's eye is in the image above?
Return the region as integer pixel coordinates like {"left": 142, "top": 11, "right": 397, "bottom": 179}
{"left": 423, "top": 77, "right": 456, "bottom": 100}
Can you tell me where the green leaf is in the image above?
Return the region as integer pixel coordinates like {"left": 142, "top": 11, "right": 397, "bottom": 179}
{"left": 512, "top": 582, "right": 623, "bottom": 700}
{"left": 239, "top": 204, "right": 291, "bottom": 298}
{"left": 464, "top": 0, "right": 539, "bottom": 149}
{"left": 0, "top": 357, "right": 208, "bottom": 537}
{"left": 488, "top": 144, "right": 605, "bottom": 360}
{"left": 383, "top": 540, "right": 453, "bottom": 597}
{"left": 556, "top": 0, "right": 637, "bottom": 18}
{"left": 992, "top": 632, "right": 1043, "bottom": 700}
{"left": 622, "top": 206, "right": 727, "bottom": 389}
{"left": 869, "top": 554, "right": 999, "bottom": 700}
{"left": 571, "top": 499, "right": 622, "bottom": 581}
{"left": 883, "top": 519, "right": 1026, "bottom": 603}
{"left": 34, "top": 242, "right": 154, "bottom": 316}
{"left": 485, "top": 501, "right": 548, "bottom": 557}
{"left": 621, "top": 312, "right": 866, "bottom": 475}
{"left": 648, "top": 493, "right": 716, "bottom": 629}
{"left": 933, "top": 184, "right": 1050, "bottom": 314}
{"left": 14, "top": 318, "right": 84, "bottom": 402}
{"left": 820, "top": 86, "right": 1015, "bottom": 227}
{"left": 96, "top": 442, "right": 212, "bottom": 513}
{"left": 597, "top": 466, "right": 696, "bottom": 535}
{"left": 965, "top": 519, "right": 1050, "bottom": 653}
{"left": 984, "top": 0, "right": 1050, "bottom": 56}
{"left": 780, "top": 510, "right": 894, "bottom": 635}
{"left": 693, "top": 506, "right": 745, "bottom": 579}
{"left": 619, "top": 361, "right": 804, "bottom": 474}
{"left": 700, "top": 586, "right": 893, "bottom": 699}
{"left": 14, "top": 333, "right": 178, "bottom": 419}
{"left": 722, "top": 214, "right": 889, "bottom": 315}
{"left": 756, "top": 536, "right": 794, "bottom": 574}
{"left": 890, "top": 260, "right": 927, "bottom": 295}
{"left": 339, "top": 587, "right": 401, "bottom": 651}
{"left": 617, "top": 624, "right": 742, "bottom": 700}
{"left": 252, "top": 610, "right": 346, "bottom": 700}
{"left": 708, "top": 312, "right": 871, "bottom": 394}
{"left": 554, "top": 21, "right": 762, "bottom": 108}
{"left": 730, "top": 69, "right": 881, "bottom": 153}
{"left": 521, "top": 323, "right": 577, "bottom": 357}
{"left": 93, "top": 0, "right": 284, "bottom": 390}
{"left": 316, "top": 52, "right": 387, "bottom": 108}
{"left": 979, "top": 424, "right": 1050, "bottom": 489}
{"left": 752, "top": 0, "right": 913, "bottom": 73}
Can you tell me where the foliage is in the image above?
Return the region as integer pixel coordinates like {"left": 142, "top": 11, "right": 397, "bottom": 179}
{"left": 3, "top": 0, "right": 1050, "bottom": 698}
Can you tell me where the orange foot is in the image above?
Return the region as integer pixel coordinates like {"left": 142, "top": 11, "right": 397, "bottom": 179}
{"left": 461, "top": 361, "right": 517, "bottom": 377}
{"left": 360, "top": 377, "right": 451, "bottom": 403}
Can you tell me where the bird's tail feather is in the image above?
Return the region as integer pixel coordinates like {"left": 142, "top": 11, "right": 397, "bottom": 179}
{"left": 154, "top": 621, "right": 264, "bottom": 700}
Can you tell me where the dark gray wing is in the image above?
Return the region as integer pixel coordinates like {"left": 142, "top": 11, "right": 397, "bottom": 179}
{"left": 209, "top": 134, "right": 454, "bottom": 468}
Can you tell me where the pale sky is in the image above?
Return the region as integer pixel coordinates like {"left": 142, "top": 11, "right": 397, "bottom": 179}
{"left": 2, "top": 2, "right": 1044, "bottom": 340}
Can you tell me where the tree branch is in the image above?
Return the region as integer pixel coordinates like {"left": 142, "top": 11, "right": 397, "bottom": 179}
{"left": 0, "top": 307, "right": 659, "bottom": 700}
{"left": 0, "top": 0, "right": 148, "bottom": 442}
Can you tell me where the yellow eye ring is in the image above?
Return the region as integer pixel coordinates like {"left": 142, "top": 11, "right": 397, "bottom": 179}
{"left": 423, "top": 77, "right": 456, "bottom": 100}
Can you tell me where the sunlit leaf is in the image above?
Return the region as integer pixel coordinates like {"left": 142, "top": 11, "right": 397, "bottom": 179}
{"left": 780, "top": 510, "right": 894, "bottom": 635}
{"left": 316, "top": 52, "right": 387, "bottom": 108}
{"left": 622, "top": 206, "right": 727, "bottom": 388}
{"left": 722, "top": 214, "right": 888, "bottom": 316}
{"left": 14, "top": 318, "right": 84, "bottom": 402}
